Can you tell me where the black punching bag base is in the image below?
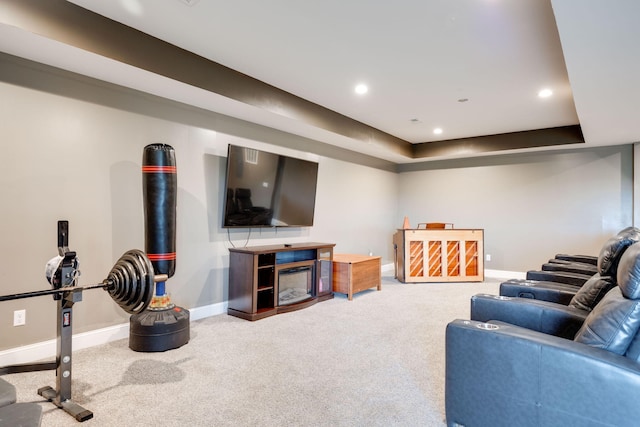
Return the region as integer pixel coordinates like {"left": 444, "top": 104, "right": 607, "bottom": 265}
{"left": 129, "top": 306, "right": 190, "bottom": 352}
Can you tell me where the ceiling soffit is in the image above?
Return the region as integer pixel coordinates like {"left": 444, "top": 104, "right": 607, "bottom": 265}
{"left": 0, "top": 0, "right": 583, "bottom": 163}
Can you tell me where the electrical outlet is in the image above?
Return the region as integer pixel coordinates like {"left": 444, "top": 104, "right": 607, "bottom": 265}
{"left": 13, "top": 309, "right": 26, "bottom": 326}
{"left": 486, "top": 254, "right": 492, "bottom": 262}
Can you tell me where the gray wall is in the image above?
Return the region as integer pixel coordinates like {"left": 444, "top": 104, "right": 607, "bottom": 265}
{"left": 0, "top": 58, "right": 398, "bottom": 351}
{"left": 0, "top": 53, "right": 635, "bottom": 352}
{"left": 398, "top": 147, "right": 633, "bottom": 272}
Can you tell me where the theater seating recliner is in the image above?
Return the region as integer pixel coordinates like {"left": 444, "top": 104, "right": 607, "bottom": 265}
{"left": 499, "top": 227, "right": 640, "bottom": 305}
{"left": 521, "top": 227, "right": 640, "bottom": 287}
{"left": 0, "top": 377, "right": 41, "bottom": 427}
{"left": 471, "top": 230, "right": 640, "bottom": 339}
{"left": 446, "top": 242, "right": 640, "bottom": 427}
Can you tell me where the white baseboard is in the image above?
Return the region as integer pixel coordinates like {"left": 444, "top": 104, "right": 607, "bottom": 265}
{"left": 189, "top": 301, "right": 228, "bottom": 321}
{"left": 485, "top": 269, "right": 526, "bottom": 280}
{"left": 382, "top": 262, "right": 524, "bottom": 281}
{"left": 0, "top": 301, "right": 228, "bottom": 367}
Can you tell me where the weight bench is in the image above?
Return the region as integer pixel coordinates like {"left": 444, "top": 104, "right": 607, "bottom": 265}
{"left": 0, "top": 378, "right": 42, "bottom": 427}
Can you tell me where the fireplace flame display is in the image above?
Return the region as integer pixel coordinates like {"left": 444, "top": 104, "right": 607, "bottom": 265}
{"left": 278, "top": 266, "right": 314, "bottom": 306}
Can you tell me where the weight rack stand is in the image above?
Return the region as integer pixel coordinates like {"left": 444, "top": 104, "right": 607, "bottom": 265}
{"left": 0, "top": 221, "right": 156, "bottom": 422}
{"left": 38, "top": 286, "right": 93, "bottom": 422}
{"left": 1, "top": 222, "right": 94, "bottom": 421}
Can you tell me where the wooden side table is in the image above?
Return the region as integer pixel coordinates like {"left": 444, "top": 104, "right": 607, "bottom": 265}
{"left": 332, "top": 254, "right": 382, "bottom": 300}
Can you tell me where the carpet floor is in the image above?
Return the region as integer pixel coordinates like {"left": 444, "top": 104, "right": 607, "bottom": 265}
{"left": 6, "top": 273, "right": 500, "bottom": 426}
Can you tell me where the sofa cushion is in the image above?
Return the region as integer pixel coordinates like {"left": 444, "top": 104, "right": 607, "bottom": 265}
{"left": 569, "top": 274, "right": 615, "bottom": 311}
{"left": 574, "top": 287, "right": 640, "bottom": 354}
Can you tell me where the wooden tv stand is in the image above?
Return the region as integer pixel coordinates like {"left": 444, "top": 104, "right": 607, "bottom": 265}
{"left": 227, "top": 242, "right": 335, "bottom": 321}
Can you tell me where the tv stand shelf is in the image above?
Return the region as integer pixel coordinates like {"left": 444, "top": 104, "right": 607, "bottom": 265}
{"left": 228, "top": 242, "right": 335, "bottom": 321}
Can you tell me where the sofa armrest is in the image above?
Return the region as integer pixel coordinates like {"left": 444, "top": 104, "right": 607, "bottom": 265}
{"left": 526, "top": 270, "right": 592, "bottom": 286}
{"left": 446, "top": 319, "right": 640, "bottom": 427}
{"left": 554, "top": 253, "right": 598, "bottom": 265}
{"left": 541, "top": 262, "right": 598, "bottom": 275}
{"left": 499, "top": 279, "right": 578, "bottom": 304}
{"left": 0, "top": 377, "right": 16, "bottom": 407}
{"left": 470, "top": 294, "right": 587, "bottom": 338}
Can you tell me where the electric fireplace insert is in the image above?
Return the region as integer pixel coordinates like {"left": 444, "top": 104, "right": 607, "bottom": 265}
{"left": 277, "top": 263, "right": 315, "bottom": 306}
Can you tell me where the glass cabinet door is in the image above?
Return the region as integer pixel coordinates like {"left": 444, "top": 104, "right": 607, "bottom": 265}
{"left": 317, "top": 249, "right": 333, "bottom": 295}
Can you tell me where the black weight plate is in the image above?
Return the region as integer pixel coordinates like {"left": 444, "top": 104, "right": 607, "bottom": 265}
{"left": 112, "top": 259, "right": 132, "bottom": 303}
{"left": 121, "top": 254, "right": 142, "bottom": 309}
{"left": 129, "top": 249, "right": 154, "bottom": 312}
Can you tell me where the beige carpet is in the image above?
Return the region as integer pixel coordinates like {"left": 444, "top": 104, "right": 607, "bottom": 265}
{"left": 6, "top": 273, "right": 500, "bottom": 426}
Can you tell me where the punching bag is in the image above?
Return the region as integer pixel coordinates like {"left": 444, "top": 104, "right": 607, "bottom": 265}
{"left": 129, "top": 143, "right": 190, "bottom": 352}
{"left": 143, "top": 144, "right": 177, "bottom": 292}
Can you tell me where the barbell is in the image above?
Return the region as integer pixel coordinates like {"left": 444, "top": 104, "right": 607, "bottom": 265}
{"left": 0, "top": 249, "right": 157, "bottom": 315}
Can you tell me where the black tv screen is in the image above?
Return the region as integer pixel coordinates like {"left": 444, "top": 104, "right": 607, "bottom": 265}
{"left": 222, "top": 144, "right": 319, "bottom": 228}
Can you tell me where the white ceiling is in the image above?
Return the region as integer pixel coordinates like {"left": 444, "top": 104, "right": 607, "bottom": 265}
{"left": 4, "top": 0, "right": 640, "bottom": 163}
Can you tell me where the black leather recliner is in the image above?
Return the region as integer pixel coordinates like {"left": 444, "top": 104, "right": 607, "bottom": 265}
{"left": 539, "top": 258, "right": 598, "bottom": 275}
{"left": 545, "top": 226, "right": 638, "bottom": 271}
{"left": 0, "top": 377, "right": 42, "bottom": 426}
{"left": 499, "top": 227, "right": 640, "bottom": 305}
{"left": 521, "top": 227, "right": 640, "bottom": 287}
{"left": 547, "top": 226, "right": 638, "bottom": 269}
{"left": 553, "top": 253, "right": 598, "bottom": 265}
{"left": 471, "top": 238, "right": 640, "bottom": 338}
{"left": 446, "top": 242, "right": 640, "bottom": 427}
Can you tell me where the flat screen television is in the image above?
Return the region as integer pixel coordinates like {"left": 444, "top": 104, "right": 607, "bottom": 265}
{"left": 222, "top": 144, "right": 319, "bottom": 228}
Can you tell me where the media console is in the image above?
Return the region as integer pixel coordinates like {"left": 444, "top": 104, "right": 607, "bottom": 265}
{"left": 228, "top": 242, "right": 335, "bottom": 321}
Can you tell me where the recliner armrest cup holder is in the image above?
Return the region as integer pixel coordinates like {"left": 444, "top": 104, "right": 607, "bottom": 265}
{"left": 476, "top": 322, "right": 500, "bottom": 330}
{"left": 462, "top": 320, "right": 501, "bottom": 330}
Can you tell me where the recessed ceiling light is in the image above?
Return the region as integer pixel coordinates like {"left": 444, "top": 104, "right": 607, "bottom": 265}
{"left": 433, "top": 128, "right": 443, "bottom": 135}
{"left": 122, "top": 0, "right": 144, "bottom": 15}
{"left": 538, "top": 88, "right": 553, "bottom": 98}
{"left": 354, "top": 84, "right": 368, "bottom": 95}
